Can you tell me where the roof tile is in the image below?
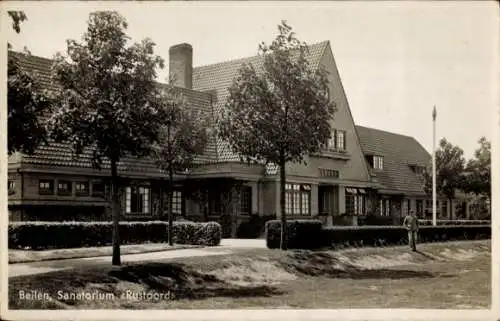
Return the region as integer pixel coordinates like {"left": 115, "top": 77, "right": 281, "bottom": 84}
{"left": 356, "top": 125, "right": 430, "bottom": 195}
{"left": 9, "top": 51, "right": 217, "bottom": 175}
{"left": 192, "top": 41, "right": 330, "bottom": 162}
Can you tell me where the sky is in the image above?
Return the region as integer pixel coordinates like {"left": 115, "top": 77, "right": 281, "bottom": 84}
{"left": 4, "top": 1, "right": 498, "bottom": 159}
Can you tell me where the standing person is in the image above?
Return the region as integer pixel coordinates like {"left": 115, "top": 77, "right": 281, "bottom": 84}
{"left": 403, "top": 210, "right": 419, "bottom": 251}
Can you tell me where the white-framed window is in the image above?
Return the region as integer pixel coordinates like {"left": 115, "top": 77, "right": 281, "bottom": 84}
{"left": 167, "top": 190, "right": 183, "bottom": 215}
{"left": 336, "top": 130, "right": 346, "bottom": 151}
{"left": 57, "top": 180, "right": 72, "bottom": 196}
{"left": 240, "top": 186, "right": 252, "bottom": 215}
{"left": 285, "top": 183, "right": 311, "bottom": 217}
{"left": 75, "top": 182, "right": 90, "bottom": 196}
{"left": 346, "top": 188, "right": 366, "bottom": 215}
{"left": 373, "top": 156, "right": 384, "bottom": 170}
{"left": 327, "top": 137, "right": 336, "bottom": 150}
{"left": 379, "top": 199, "right": 391, "bottom": 216}
{"left": 39, "top": 179, "right": 54, "bottom": 195}
{"left": 324, "top": 129, "right": 346, "bottom": 152}
{"left": 125, "top": 186, "right": 150, "bottom": 214}
{"left": 8, "top": 180, "right": 15, "bottom": 195}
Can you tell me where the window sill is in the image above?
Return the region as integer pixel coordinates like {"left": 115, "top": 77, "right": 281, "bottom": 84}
{"left": 39, "top": 190, "right": 54, "bottom": 195}
{"left": 124, "top": 212, "right": 153, "bottom": 218}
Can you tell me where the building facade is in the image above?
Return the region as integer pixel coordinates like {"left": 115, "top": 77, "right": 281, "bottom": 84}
{"left": 8, "top": 41, "right": 472, "bottom": 235}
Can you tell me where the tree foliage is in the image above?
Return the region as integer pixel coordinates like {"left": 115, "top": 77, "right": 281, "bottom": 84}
{"left": 463, "top": 137, "right": 491, "bottom": 197}
{"left": 46, "top": 11, "right": 165, "bottom": 265}
{"left": 218, "top": 21, "right": 336, "bottom": 249}
{"left": 423, "top": 138, "right": 466, "bottom": 201}
{"left": 8, "top": 55, "right": 52, "bottom": 155}
{"left": 8, "top": 11, "right": 27, "bottom": 34}
{"left": 47, "top": 12, "right": 164, "bottom": 165}
{"left": 151, "top": 85, "right": 209, "bottom": 245}
{"left": 152, "top": 86, "right": 209, "bottom": 175}
{"left": 219, "top": 21, "right": 335, "bottom": 165}
{"left": 7, "top": 11, "right": 52, "bottom": 155}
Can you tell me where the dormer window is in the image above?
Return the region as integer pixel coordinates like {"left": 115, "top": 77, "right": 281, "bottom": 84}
{"left": 411, "top": 165, "right": 425, "bottom": 176}
{"left": 373, "top": 156, "right": 383, "bottom": 170}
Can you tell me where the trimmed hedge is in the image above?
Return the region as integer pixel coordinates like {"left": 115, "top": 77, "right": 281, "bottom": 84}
{"left": 323, "top": 225, "right": 490, "bottom": 248}
{"left": 9, "top": 221, "right": 222, "bottom": 250}
{"left": 265, "top": 220, "right": 490, "bottom": 250}
{"left": 265, "top": 220, "right": 324, "bottom": 249}
{"left": 419, "top": 219, "right": 491, "bottom": 226}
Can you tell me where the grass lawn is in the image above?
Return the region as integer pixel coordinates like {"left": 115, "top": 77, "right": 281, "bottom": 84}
{"left": 9, "top": 240, "right": 490, "bottom": 309}
{"left": 9, "top": 243, "right": 201, "bottom": 264}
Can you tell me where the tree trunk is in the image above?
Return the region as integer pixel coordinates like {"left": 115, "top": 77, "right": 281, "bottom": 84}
{"left": 230, "top": 183, "right": 241, "bottom": 238}
{"left": 168, "top": 166, "right": 174, "bottom": 246}
{"left": 203, "top": 189, "right": 209, "bottom": 222}
{"left": 159, "top": 177, "right": 165, "bottom": 220}
{"left": 111, "top": 158, "right": 121, "bottom": 266}
{"left": 279, "top": 156, "right": 287, "bottom": 250}
{"left": 449, "top": 198, "right": 453, "bottom": 220}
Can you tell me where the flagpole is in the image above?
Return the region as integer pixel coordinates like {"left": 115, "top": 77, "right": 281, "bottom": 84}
{"left": 432, "top": 106, "right": 437, "bottom": 226}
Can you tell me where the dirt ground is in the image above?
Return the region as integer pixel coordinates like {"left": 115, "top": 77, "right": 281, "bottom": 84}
{"left": 9, "top": 240, "right": 490, "bottom": 309}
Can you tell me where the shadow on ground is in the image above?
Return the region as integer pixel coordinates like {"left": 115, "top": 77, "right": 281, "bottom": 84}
{"left": 9, "top": 262, "right": 284, "bottom": 309}
{"left": 109, "top": 262, "right": 285, "bottom": 299}
{"left": 280, "top": 251, "right": 454, "bottom": 279}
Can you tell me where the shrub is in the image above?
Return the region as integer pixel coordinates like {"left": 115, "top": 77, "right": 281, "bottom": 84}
{"left": 8, "top": 221, "right": 222, "bottom": 250}
{"left": 358, "top": 215, "right": 395, "bottom": 226}
{"left": 322, "top": 225, "right": 490, "bottom": 249}
{"left": 237, "top": 214, "right": 275, "bottom": 239}
{"left": 172, "top": 222, "right": 221, "bottom": 246}
{"left": 264, "top": 220, "right": 490, "bottom": 250}
{"left": 265, "top": 219, "right": 323, "bottom": 249}
{"left": 419, "top": 219, "right": 491, "bottom": 226}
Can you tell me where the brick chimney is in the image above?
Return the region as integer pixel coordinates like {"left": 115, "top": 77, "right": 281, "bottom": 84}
{"left": 169, "top": 43, "right": 193, "bottom": 89}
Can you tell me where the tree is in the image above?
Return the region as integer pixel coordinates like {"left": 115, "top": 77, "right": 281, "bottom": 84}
{"left": 46, "top": 11, "right": 165, "bottom": 266}
{"left": 8, "top": 11, "right": 27, "bottom": 34}
{"left": 8, "top": 11, "right": 52, "bottom": 155}
{"left": 151, "top": 85, "right": 209, "bottom": 246}
{"left": 463, "top": 137, "right": 491, "bottom": 198}
{"left": 218, "top": 21, "right": 336, "bottom": 250}
{"left": 423, "top": 138, "right": 466, "bottom": 218}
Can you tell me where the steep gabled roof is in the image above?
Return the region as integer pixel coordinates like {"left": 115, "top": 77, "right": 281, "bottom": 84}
{"left": 8, "top": 51, "right": 217, "bottom": 176}
{"left": 356, "top": 125, "right": 430, "bottom": 195}
{"left": 192, "top": 41, "right": 330, "bottom": 162}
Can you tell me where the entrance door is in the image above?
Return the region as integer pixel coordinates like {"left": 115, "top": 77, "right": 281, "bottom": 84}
{"left": 318, "top": 186, "right": 338, "bottom": 216}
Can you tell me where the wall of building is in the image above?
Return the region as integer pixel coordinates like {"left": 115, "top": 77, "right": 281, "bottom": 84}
{"left": 17, "top": 172, "right": 112, "bottom": 205}
{"left": 261, "top": 181, "right": 276, "bottom": 215}
{"left": 318, "top": 44, "right": 372, "bottom": 183}
{"left": 8, "top": 172, "right": 163, "bottom": 221}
